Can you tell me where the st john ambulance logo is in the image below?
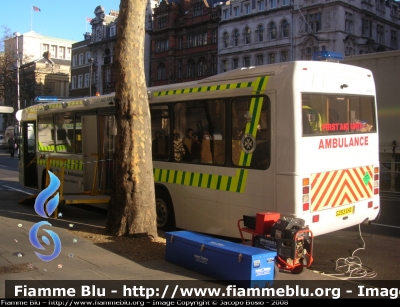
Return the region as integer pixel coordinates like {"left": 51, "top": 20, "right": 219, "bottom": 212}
{"left": 241, "top": 133, "right": 256, "bottom": 154}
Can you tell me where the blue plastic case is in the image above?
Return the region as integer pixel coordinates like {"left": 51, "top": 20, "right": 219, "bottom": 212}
{"left": 165, "top": 231, "right": 276, "bottom": 288}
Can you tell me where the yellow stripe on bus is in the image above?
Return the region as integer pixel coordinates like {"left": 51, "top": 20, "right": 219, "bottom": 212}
{"left": 153, "top": 168, "right": 248, "bottom": 193}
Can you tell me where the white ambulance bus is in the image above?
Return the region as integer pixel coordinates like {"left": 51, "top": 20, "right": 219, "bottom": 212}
{"left": 18, "top": 52, "right": 380, "bottom": 238}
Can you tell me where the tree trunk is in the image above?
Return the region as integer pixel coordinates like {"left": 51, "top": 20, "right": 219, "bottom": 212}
{"left": 106, "top": 0, "right": 157, "bottom": 239}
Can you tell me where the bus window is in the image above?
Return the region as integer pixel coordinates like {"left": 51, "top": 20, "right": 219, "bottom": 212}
{"left": 231, "top": 96, "right": 270, "bottom": 169}
{"left": 38, "top": 114, "right": 54, "bottom": 152}
{"left": 150, "top": 105, "right": 170, "bottom": 161}
{"left": 173, "top": 99, "right": 225, "bottom": 165}
{"left": 302, "top": 94, "right": 376, "bottom": 136}
{"left": 55, "top": 112, "right": 74, "bottom": 153}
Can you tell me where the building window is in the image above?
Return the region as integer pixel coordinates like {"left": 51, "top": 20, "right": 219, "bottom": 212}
{"left": 281, "top": 51, "right": 289, "bottom": 62}
{"left": 377, "top": 24, "right": 384, "bottom": 44}
{"left": 244, "top": 27, "right": 251, "bottom": 44}
{"left": 223, "top": 9, "right": 229, "bottom": 20}
{"left": 105, "top": 68, "right": 111, "bottom": 82}
{"left": 203, "top": 32, "right": 208, "bottom": 45}
{"left": 59, "top": 46, "right": 65, "bottom": 58}
{"left": 50, "top": 45, "right": 57, "bottom": 58}
{"left": 85, "top": 73, "right": 89, "bottom": 87}
{"left": 72, "top": 55, "right": 77, "bottom": 67}
{"left": 362, "top": 18, "right": 372, "bottom": 38}
{"left": 193, "top": 3, "right": 203, "bottom": 17}
{"left": 79, "top": 54, "right": 84, "bottom": 65}
{"left": 67, "top": 48, "right": 71, "bottom": 59}
{"left": 345, "top": 12, "right": 353, "bottom": 34}
{"left": 245, "top": 3, "right": 251, "bottom": 14}
{"left": 156, "top": 38, "right": 169, "bottom": 53}
{"left": 211, "top": 55, "right": 216, "bottom": 74}
{"left": 233, "top": 29, "right": 239, "bottom": 46}
{"left": 234, "top": 6, "right": 239, "bottom": 17}
{"left": 281, "top": 20, "right": 289, "bottom": 38}
{"left": 391, "top": 5, "right": 399, "bottom": 18}
{"left": 110, "top": 25, "right": 116, "bottom": 37}
{"left": 258, "top": 1, "right": 265, "bottom": 11}
{"left": 269, "top": 22, "right": 277, "bottom": 40}
{"left": 78, "top": 75, "right": 83, "bottom": 88}
{"left": 71, "top": 76, "right": 76, "bottom": 89}
{"left": 233, "top": 58, "right": 239, "bottom": 69}
{"left": 198, "top": 57, "right": 207, "bottom": 76}
{"left": 270, "top": 0, "right": 277, "bottom": 9}
{"left": 43, "top": 44, "right": 49, "bottom": 52}
{"left": 86, "top": 52, "right": 91, "bottom": 63}
{"left": 257, "top": 25, "right": 264, "bottom": 42}
{"left": 243, "top": 57, "right": 250, "bottom": 67}
{"left": 157, "top": 62, "right": 166, "bottom": 80}
{"left": 391, "top": 30, "right": 398, "bottom": 48}
{"left": 223, "top": 32, "right": 229, "bottom": 47}
{"left": 268, "top": 53, "right": 276, "bottom": 64}
{"left": 178, "top": 37, "right": 183, "bottom": 49}
{"left": 177, "top": 60, "right": 183, "bottom": 78}
{"left": 158, "top": 16, "right": 167, "bottom": 29}
{"left": 212, "top": 30, "right": 217, "bottom": 43}
{"left": 187, "top": 59, "right": 195, "bottom": 77}
{"left": 222, "top": 60, "right": 228, "bottom": 72}
{"left": 257, "top": 55, "right": 264, "bottom": 65}
{"left": 306, "top": 13, "right": 321, "bottom": 33}
{"left": 282, "top": 0, "right": 289, "bottom": 5}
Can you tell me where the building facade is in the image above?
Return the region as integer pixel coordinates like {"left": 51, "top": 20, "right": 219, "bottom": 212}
{"left": 218, "top": 0, "right": 400, "bottom": 73}
{"left": 70, "top": 34, "right": 95, "bottom": 97}
{"left": 150, "top": 0, "right": 226, "bottom": 86}
{"left": 19, "top": 52, "right": 71, "bottom": 108}
{"left": 4, "top": 31, "right": 75, "bottom": 65}
{"left": 2, "top": 31, "right": 76, "bottom": 127}
{"left": 219, "top": 0, "right": 292, "bottom": 72}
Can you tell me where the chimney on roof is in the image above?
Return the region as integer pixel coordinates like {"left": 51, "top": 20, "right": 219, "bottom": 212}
{"left": 109, "top": 10, "right": 119, "bottom": 17}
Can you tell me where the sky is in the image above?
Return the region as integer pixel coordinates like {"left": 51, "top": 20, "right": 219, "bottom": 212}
{"left": 0, "top": 0, "right": 121, "bottom": 42}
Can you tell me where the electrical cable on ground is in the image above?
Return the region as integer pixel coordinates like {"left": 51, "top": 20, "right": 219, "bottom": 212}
{"left": 316, "top": 224, "right": 377, "bottom": 280}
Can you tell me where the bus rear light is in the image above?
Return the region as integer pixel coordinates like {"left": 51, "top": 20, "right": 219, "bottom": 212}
{"left": 374, "top": 188, "right": 379, "bottom": 195}
{"left": 312, "top": 215, "right": 319, "bottom": 223}
{"left": 374, "top": 167, "right": 379, "bottom": 174}
{"left": 303, "top": 194, "right": 309, "bottom": 203}
{"left": 374, "top": 206, "right": 379, "bottom": 210}
{"left": 303, "top": 186, "right": 309, "bottom": 194}
{"left": 303, "top": 203, "right": 309, "bottom": 211}
{"left": 374, "top": 174, "right": 379, "bottom": 181}
{"left": 368, "top": 201, "right": 373, "bottom": 208}
{"left": 302, "top": 178, "right": 309, "bottom": 186}
{"left": 374, "top": 181, "right": 379, "bottom": 188}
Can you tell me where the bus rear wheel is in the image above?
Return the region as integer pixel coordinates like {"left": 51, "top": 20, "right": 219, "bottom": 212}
{"left": 155, "top": 189, "right": 175, "bottom": 231}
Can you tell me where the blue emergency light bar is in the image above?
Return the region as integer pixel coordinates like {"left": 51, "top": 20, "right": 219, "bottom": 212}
{"left": 312, "top": 50, "right": 344, "bottom": 62}
{"left": 34, "top": 96, "right": 60, "bottom": 103}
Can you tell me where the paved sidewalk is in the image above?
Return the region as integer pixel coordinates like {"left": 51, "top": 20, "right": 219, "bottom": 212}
{"left": 0, "top": 153, "right": 349, "bottom": 299}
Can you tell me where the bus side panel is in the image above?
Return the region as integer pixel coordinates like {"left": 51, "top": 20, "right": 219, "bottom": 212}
{"left": 163, "top": 166, "right": 276, "bottom": 238}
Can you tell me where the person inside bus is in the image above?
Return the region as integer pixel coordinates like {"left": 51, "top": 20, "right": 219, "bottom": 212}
{"left": 182, "top": 128, "right": 194, "bottom": 160}
{"left": 191, "top": 134, "right": 202, "bottom": 163}
{"left": 173, "top": 132, "right": 185, "bottom": 162}
{"left": 201, "top": 131, "right": 213, "bottom": 163}
{"left": 302, "top": 104, "right": 322, "bottom": 133}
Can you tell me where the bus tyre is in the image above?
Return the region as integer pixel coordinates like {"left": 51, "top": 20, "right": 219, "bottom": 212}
{"left": 155, "top": 189, "right": 175, "bottom": 231}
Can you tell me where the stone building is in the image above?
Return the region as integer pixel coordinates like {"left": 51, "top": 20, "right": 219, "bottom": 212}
{"left": 2, "top": 31, "right": 75, "bottom": 126}
{"left": 150, "top": 0, "right": 226, "bottom": 86}
{"left": 218, "top": 0, "right": 400, "bottom": 73}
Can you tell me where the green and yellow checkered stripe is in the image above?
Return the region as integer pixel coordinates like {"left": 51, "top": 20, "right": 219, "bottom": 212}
{"left": 38, "top": 158, "right": 83, "bottom": 170}
{"left": 153, "top": 76, "right": 269, "bottom": 193}
{"left": 153, "top": 76, "right": 268, "bottom": 97}
{"left": 154, "top": 168, "right": 248, "bottom": 193}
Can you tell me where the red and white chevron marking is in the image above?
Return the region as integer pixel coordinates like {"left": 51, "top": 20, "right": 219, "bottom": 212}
{"left": 310, "top": 166, "right": 373, "bottom": 212}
